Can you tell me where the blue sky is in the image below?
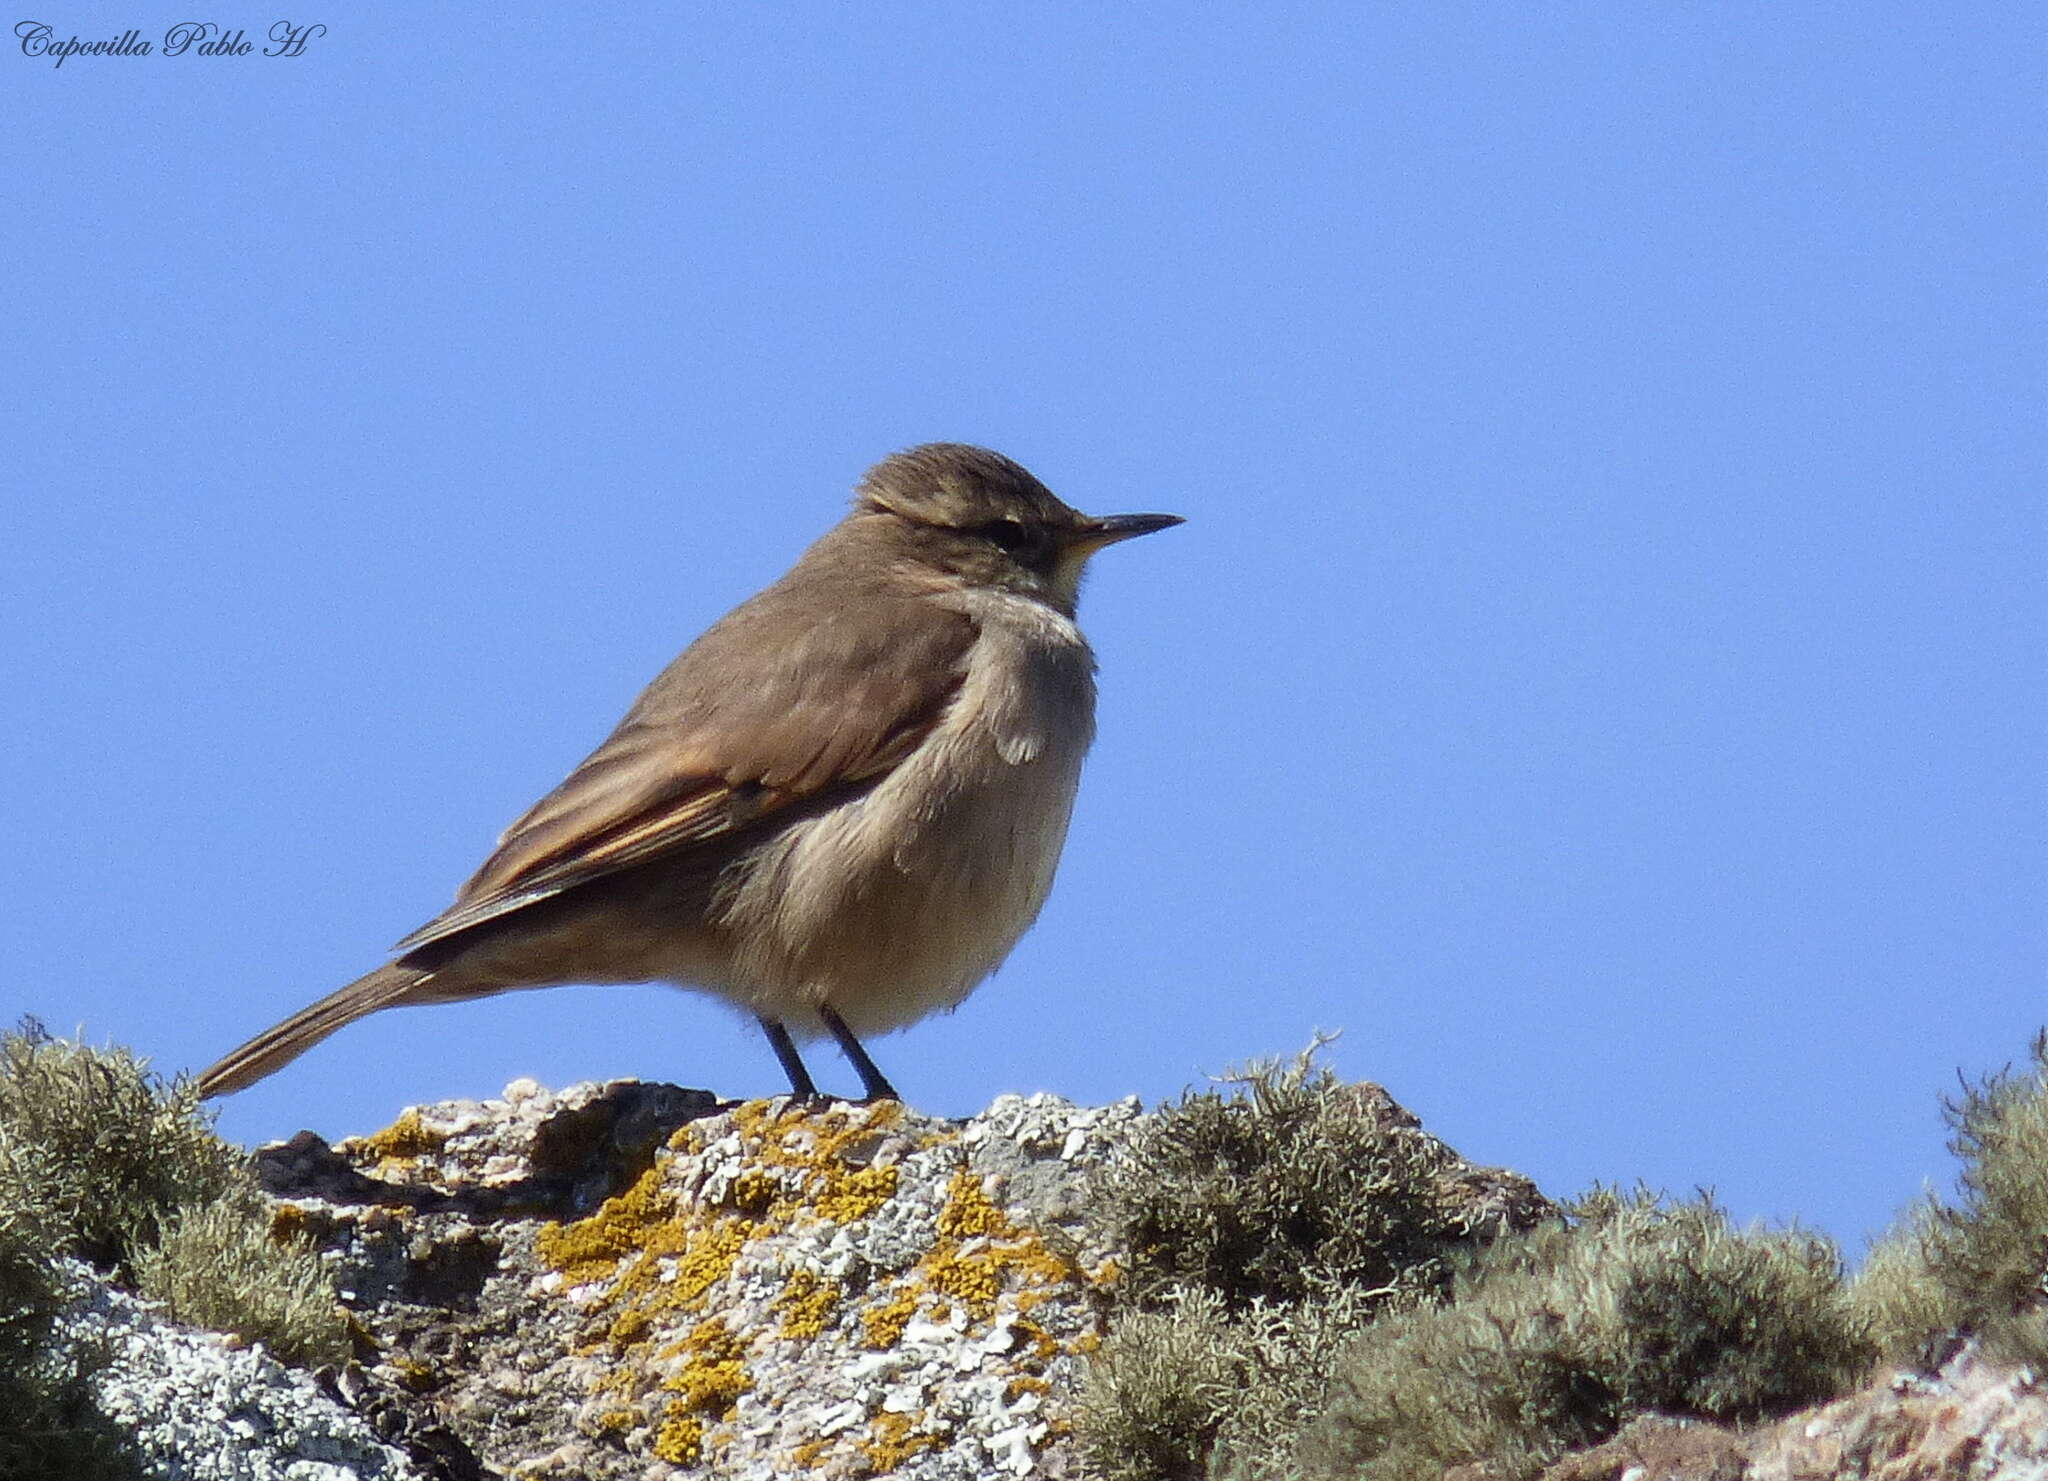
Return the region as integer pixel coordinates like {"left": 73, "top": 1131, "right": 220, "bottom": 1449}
{"left": 4, "top": 4, "right": 2039, "bottom": 1252}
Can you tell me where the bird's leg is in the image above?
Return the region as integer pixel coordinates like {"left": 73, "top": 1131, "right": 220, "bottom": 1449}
{"left": 819, "top": 1004, "right": 901, "bottom": 1102}
{"left": 756, "top": 1016, "right": 821, "bottom": 1101}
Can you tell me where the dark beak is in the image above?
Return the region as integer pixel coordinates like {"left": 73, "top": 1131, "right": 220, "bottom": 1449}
{"left": 1074, "top": 512, "right": 1186, "bottom": 551}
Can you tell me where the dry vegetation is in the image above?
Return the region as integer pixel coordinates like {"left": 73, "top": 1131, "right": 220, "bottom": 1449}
{"left": 1077, "top": 1038, "right": 2048, "bottom": 1481}
{"left": 0, "top": 1021, "right": 346, "bottom": 1478}
{"left": 8, "top": 1020, "right": 2048, "bottom": 1480}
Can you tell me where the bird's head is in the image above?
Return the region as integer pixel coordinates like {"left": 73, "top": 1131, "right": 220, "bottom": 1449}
{"left": 855, "top": 443, "right": 1182, "bottom": 613}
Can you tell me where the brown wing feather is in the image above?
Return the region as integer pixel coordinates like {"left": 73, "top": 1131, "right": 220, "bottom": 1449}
{"left": 394, "top": 564, "right": 975, "bottom": 954}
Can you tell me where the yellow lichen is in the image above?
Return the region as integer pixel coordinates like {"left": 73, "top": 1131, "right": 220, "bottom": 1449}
{"left": 538, "top": 1145, "right": 763, "bottom": 1384}
{"left": 817, "top": 1163, "right": 899, "bottom": 1222}
{"left": 862, "top": 1283, "right": 921, "bottom": 1349}
{"left": 936, "top": 1171, "right": 1005, "bottom": 1238}
{"left": 535, "top": 1163, "right": 677, "bottom": 1283}
{"left": 923, "top": 1242, "right": 1003, "bottom": 1317}
{"left": 606, "top": 1305, "right": 653, "bottom": 1351}
{"left": 592, "top": 1365, "right": 651, "bottom": 1399}
{"left": 665, "top": 1318, "right": 751, "bottom": 1406}
{"left": 574, "top": 1215, "right": 748, "bottom": 1356}
{"left": 670, "top": 1219, "right": 749, "bottom": 1306}
{"left": 268, "top": 1202, "right": 312, "bottom": 1243}
{"left": 594, "top": 1407, "right": 637, "bottom": 1434}
{"left": 1011, "top": 1316, "right": 1060, "bottom": 1361}
{"left": 721, "top": 1097, "right": 907, "bottom": 1229}
{"left": 772, "top": 1269, "right": 840, "bottom": 1341}
{"left": 729, "top": 1168, "right": 782, "bottom": 1215}
{"left": 859, "top": 1410, "right": 936, "bottom": 1471}
{"left": 356, "top": 1107, "right": 444, "bottom": 1160}
{"left": 841, "top": 1148, "right": 1101, "bottom": 1353}
{"left": 649, "top": 1318, "right": 753, "bottom": 1468}
{"left": 531, "top": 1099, "right": 1108, "bottom": 1473}
{"left": 653, "top": 1413, "right": 705, "bottom": 1464}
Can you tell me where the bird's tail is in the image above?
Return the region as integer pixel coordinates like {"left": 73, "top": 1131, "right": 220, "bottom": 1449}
{"left": 195, "top": 962, "right": 439, "bottom": 1098}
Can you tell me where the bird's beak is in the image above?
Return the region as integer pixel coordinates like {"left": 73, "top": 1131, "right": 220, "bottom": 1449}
{"left": 1070, "top": 512, "right": 1186, "bottom": 553}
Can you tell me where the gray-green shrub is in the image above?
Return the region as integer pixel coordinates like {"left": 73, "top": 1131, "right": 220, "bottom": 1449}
{"left": 1303, "top": 1189, "right": 1873, "bottom": 1481}
{"left": 0, "top": 1020, "right": 349, "bottom": 1474}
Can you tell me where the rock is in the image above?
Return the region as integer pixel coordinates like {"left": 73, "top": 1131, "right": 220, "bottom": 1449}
{"left": 255, "top": 1082, "right": 1144, "bottom": 1479}
{"left": 46, "top": 1260, "right": 426, "bottom": 1481}
{"left": 1535, "top": 1340, "right": 2048, "bottom": 1481}
{"left": 72, "top": 1073, "right": 2047, "bottom": 1480}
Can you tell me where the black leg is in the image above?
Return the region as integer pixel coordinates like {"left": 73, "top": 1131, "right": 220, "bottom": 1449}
{"left": 819, "top": 1004, "right": 900, "bottom": 1102}
{"left": 756, "top": 1016, "right": 820, "bottom": 1100}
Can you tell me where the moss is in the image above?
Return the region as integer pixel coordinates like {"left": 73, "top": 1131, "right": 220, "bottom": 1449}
{"left": 1078, "top": 1288, "right": 1249, "bottom": 1481}
{"left": 0, "top": 1026, "right": 344, "bottom": 1359}
{"left": 0, "top": 1202, "right": 132, "bottom": 1480}
{"left": 1851, "top": 1203, "right": 1963, "bottom": 1363}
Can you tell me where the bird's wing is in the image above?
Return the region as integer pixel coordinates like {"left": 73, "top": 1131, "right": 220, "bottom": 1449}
{"left": 393, "top": 590, "right": 977, "bottom": 953}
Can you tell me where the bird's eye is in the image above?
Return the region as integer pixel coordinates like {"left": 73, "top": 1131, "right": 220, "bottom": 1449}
{"left": 980, "top": 518, "right": 1034, "bottom": 553}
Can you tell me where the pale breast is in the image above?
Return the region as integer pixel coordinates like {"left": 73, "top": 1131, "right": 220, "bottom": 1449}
{"left": 714, "top": 593, "right": 1098, "bottom": 1034}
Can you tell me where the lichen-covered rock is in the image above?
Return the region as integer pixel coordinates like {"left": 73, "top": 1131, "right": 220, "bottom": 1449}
{"left": 96, "top": 1072, "right": 2048, "bottom": 1481}
{"left": 45, "top": 1260, "right": 424, "bottom": 1481}
{"left": 1535, "top": 1340, "right": 2048, "bottom": 1481}
{"left": 256, "top": 1081, "right": 1143, "bottom": 1479}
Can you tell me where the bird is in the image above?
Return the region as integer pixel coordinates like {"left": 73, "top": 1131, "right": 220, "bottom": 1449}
{"left": 196, "top": 443, "right": 1182, "bottom": 1103}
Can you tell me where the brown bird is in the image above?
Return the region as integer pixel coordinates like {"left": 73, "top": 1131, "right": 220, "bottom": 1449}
{"left": 196, "top": 444, "right": 1181, "bottom": 1102}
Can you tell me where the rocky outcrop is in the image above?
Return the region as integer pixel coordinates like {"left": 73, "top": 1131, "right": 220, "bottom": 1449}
{"left": 249, "top": 1080, "right": 1145, "bottom": 1480}
{"left": 48, "top": 1076, "right": 2048, "bottom": 1480}
{"left": 50, "top": 1261, "right": 421, "bottom": 1481}
{"left": 1537, "top": 1340, "right": 2048, "bottom": 1481}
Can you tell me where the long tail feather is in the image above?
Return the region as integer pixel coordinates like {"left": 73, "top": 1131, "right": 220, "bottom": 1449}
{"left": 195, "top": 963, "right": 439, "bottom": 1097}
